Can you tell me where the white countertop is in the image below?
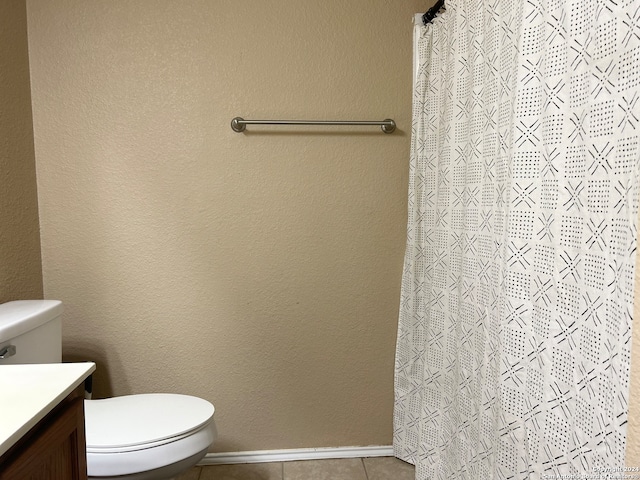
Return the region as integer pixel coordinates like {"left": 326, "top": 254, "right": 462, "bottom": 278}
{"left": 0, "top": 362, "right": 96, "bottom": 457}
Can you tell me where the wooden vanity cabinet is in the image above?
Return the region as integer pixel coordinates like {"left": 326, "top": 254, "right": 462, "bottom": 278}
{"left": 0, "top": 384, "right": 87, "bottom": 480}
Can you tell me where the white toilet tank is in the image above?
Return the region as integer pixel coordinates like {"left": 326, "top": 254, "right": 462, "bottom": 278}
{"left": 0, "top": 300, "right": 63, "bottom": 365}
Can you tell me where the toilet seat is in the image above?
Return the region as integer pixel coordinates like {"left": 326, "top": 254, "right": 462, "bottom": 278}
{"left": 85, "top": 394, "right": 216, "bottom": 477}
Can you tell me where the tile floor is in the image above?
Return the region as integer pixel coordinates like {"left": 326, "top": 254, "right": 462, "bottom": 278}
{"left": 176, "top": 456, "right": 415, "bottom": 480}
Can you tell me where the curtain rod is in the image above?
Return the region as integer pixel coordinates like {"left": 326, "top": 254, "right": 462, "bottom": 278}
{"left": 230, "top": 117, "right": 396, "bottom": 134}
{"left": 422, "top": 0, "right": 445, "bottom": 25}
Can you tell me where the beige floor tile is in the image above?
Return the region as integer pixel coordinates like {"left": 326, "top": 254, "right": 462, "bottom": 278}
{"left": 199, "top": 462, "right": 283, "bottom": 480}
{"left": 175, "top": 466, "right": 202, "bottom": 480}
{"left": 363, "top": 456, "right": 415, "bottom": 480}
{"left": 283, "top": 458, "right": 367, "bottom": 480}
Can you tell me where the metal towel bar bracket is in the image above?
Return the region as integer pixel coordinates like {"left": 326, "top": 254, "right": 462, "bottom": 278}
{"left": 231, "top": 117, "right": 396, "bottom": 134}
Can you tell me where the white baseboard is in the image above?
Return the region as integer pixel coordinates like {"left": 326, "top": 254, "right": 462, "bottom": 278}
{"left": 198, "top": 445, "right": 394, "bottom": 466}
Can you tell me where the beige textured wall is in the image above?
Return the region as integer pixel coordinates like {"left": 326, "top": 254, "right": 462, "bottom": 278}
{"left": 0, "top": 0, "right": 43, "bottom": 303}
{"left": 27, "top": 0, "right": 424, "bottom": 451}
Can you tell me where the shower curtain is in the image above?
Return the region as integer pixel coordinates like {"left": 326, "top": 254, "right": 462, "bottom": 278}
{"left": 394, "top": 1, "right": 640, "bottom": 479}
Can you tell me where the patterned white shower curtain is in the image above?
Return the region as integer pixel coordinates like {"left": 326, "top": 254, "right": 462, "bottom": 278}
{"left": 394, "top": 1, "right": 640, "bottom": 479}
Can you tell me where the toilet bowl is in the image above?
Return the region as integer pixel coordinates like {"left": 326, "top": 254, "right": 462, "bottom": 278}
{"left": 0, "top": 300, "right": 217, "bottom": 480}
{"left": 85, "top": 393, "right": 216, "bottom": 480}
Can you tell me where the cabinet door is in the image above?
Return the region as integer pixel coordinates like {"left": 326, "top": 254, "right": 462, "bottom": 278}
{"left": 0, "top": 389, "right": 87, "bottom": 480}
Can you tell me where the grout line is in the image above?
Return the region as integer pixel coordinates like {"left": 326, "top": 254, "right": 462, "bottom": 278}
{"left": 281, "top": 461, "right": 285, "bottom": 480}
{"left": 361, "top": 457, "right": 370, "bottom": 480}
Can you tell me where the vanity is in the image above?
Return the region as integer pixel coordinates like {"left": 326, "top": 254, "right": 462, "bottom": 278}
{"left": 0, "top": 363, "right": 95, "bottom": 479}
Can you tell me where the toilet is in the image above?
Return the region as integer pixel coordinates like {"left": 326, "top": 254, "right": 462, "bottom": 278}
{"left": 0, "top": 300, "right": 217, "bottom": 480}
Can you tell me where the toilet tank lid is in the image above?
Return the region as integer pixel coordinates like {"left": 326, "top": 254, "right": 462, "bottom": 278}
{"left": 0, "top": 300, "right": 63, "bottom": 344}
